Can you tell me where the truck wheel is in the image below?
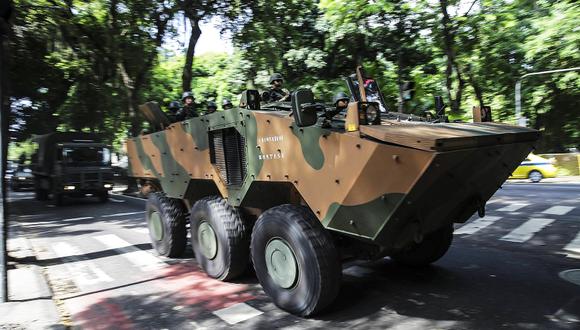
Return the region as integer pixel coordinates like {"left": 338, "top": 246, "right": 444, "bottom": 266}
{"left": 98, "top": 191, "right": 109, "bottom": 203}
{"left": 251, "top": 205, "right": 341, "bottom": 317}
{"left": 189, "top": 196, "right": 249, "bottom": 281}
{"left": 53, "top": 192, "right": 64, "bottom": 206}
{"left": 391, "top": 224, "right": 454, "bottom": 267}
{"left": 35, "top": 188, "right": 48, "bottom": 201}
{"left": 146, "top": 192, "right": 187, "bottom": 257}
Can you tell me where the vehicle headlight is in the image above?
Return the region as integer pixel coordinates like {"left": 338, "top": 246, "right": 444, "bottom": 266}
{"left": 104, "top": 183, "right": 113, "bottom": 189}
{"left": 358, "top": 102, "right": 381, "bottom": 125}
{"left": 18, "top": 177, "right": 27, "bottom": 180}
{"left": 64, "top": 185, "right": 76, "bottom": 190}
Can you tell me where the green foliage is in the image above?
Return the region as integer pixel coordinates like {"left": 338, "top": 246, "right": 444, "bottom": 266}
{"left": 7, "top": 0, "right": 579, "bottom": 158}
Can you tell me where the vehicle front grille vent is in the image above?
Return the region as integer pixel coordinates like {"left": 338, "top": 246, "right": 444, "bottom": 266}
{"left": 209, "top": 128, "right": 247, "bottom": 186}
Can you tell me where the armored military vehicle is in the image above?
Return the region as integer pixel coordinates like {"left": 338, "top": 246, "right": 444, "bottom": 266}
{"left": 32, "top": 132, "right": 114, "bottom": 205}
{"left": 127, "top": 67, "right": 539, "bottom": 316}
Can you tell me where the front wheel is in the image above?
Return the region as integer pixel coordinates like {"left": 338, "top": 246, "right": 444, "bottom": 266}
{"left": 528, "top": 170, "right": 543, "bottom": 183}
{"left": 391, "top": 224, "right": 454, "bottom": 267}
{"left": 146, "top": 192, "right": 188, "bottom": 257}
{"left": 251, "top": 205, "right": 341, "bottom": 317}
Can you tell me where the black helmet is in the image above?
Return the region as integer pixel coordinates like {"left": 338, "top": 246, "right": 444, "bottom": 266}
{"left": 222, "top": 99, "right": 233, "bottom": 108}
{"left": 168, "top": 101, "right": 181, "bottom": 112}
{"left": 207, "top": 101, "right": 217, "bottom": 109}
{"left": 333, "top": 92, "right": 350, "bottom": 105}
{"left": 269, "top": 73, "right": 284, "bottom": 84}
{"left": 181, "top": 91, "right": 194, "bottom": 101}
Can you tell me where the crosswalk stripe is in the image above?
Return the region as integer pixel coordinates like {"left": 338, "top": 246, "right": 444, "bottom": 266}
{"left": 496, "top": 203, "right": 529, "bottom": 212}
{"left": 542, "top": 206, "right": 574, "bottom": 216}
{"left": 101, "top": 211, "right": 145, "bottom": 218}
{"left": 212, "top": 303, "right": 263, "bottom": 325}
{"left": 454, "top": 216, "right": 502, "bottom": 235}
{"left": 51, "top": 242, "right": 113, "bottom": 288}
{"left": 563, "top": 232, "right": 580, "bottom": 259}
{"left": 500, "top": 218, "right": 555, "bottom": 243}
{"left": 94, "top": 234, "right": 165, "bottom": 271}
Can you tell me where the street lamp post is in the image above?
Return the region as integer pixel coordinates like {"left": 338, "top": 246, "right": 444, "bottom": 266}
{"left": 515, "top": 67, "right": 580, "bottom": 127}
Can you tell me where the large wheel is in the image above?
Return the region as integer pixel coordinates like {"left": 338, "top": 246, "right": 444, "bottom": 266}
{"left": 146, "top": 192, "right": 188, "bottom": 257}
{"left": 391, "top": 224, "right": 454, "bottom": 267}
{"left": 189, "top": 196, "right": 249, "bottom": 281}
{"left": 98, "top": 191, "right": 109, "bottom": 203}
{"left": 53, "top": 191, "right": 64, "bottom": 206}
{"left": 528, "top": 170, "right": 543, "bottom": 183}
{"left": 251, "top": 205, "right": 341, "bottom": 317}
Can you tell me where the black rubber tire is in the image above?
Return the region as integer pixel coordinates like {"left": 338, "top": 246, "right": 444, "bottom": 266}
{"left": 98, "top": 191, "right": 109, "bottom": 203}
{"left": 189, "top": 196, "right": 249, "bottom": 281}
{"left": 391, "top": 224, "right": 454, "bottom": 267}
{"left": 146, "top": 192, "right": 188, "bottom": 257}
{"left": 53, "top": 192, "right": 64, "bottom": 206}
{"left": 251, "top": 205, "right": 342, "bottom": 317}
{"left": 528, "top": 170, "right": 543, "bottom": 183}
{"left": 35, "top": 188, "right": 48, "bottom": 201}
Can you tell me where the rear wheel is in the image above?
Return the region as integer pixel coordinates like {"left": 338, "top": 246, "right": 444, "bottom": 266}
{"left": 189, "top": 196, "right": 249, "bottom": 281}
{"left": 53, "top": 191, "right": 64, "bottom": 206}
{"left": 528, "top": 170, "right": 543, "bottom": 183}
{"left": 391, "top": 224, "right": 454, "bottom": 267}
{"left": 98, "top": 191, "right": 109, "bottom": 203}
{"left": 251, "top": 205, "right": 341, "bottom": 317}
{"left": 35, "top": 188, "right": 48, "bottom": 201}
{"left": 146, "top": 192, "right": 188, "bottom": 257}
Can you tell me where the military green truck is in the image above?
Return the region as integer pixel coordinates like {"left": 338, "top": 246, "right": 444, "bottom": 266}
{"left": 127, "top": 68, "right": 539, "bottom": 316}
{"left": 32, "top": 132, "right": 114, "bottom": 205}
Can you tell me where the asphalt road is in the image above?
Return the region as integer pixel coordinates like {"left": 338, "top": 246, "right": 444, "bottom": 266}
{"left": 8, "top": 181, "right": 580, "bottom": 329}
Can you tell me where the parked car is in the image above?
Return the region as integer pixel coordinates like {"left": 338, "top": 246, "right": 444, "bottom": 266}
{"left": 509, "top": 154, "right": 557, "bottom": 183}
{"left": 11, "top": 165, "right": 34, "bottom": 191}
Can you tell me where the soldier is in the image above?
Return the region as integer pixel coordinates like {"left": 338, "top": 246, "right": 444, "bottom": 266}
{"left": 176, "top": 91, "right": 198, "bottom": 120}
{"left": 262, "top": 73, "right": 290, "bottom": 103}
{"left": 167, "top": 101, "right": 181, "bottom": 122}
{"left": 205, "top": 101, "right": 218, "bottom": 115}
{"left": 222, "top": 99, "right": 233, "bottom": 110}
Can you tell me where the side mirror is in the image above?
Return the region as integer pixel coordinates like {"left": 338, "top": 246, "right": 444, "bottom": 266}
{"left": 291, "top": 88, "right": 320, "bottom": 127}
{"left": 239, "top": 90, "right": 261, "bottom": 110}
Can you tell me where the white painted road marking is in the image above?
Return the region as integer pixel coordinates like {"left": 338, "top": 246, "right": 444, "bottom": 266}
{"left": 94, "top": 234, "right": 165, "bottom": 271}
{"left": 542, "top": 206, "right": 574, "bottom": 216}
{"left": 500, "top": 218, "right": 555, "bottom": 243}
{"left": 496, "top": 203, "right": 530, "bottom": 212}
{"left": 212, "top": 303, "right": 263, "bottom": 325}
{"left": 61, "top": 216, "right": 94, "bottom": 222}
{"left": 454, "top": 216, "right": 502, "bottom": 235}
{"left": 563, "top": 232, "right": 580, "bottom": 259}
{"left": 51, "top": 242, "right": 113, "bottom": 288}
{"left": 134, "top": 228, "right": 149, "bottom": 234}
{"left": 101, "top": 211, "right": 145, "bottom": 218}
{"left": 109, "top": 198, "right": 126, "bottom": 203}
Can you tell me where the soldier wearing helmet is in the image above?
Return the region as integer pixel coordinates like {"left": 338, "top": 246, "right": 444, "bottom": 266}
{"left": 176, "top": 91, "right": 198, "bottom": 120}
{"left": 262, "top": 73, "right": 290, "bottom": 103}
{"left": 222, "top": 99, "right": 233, "bottom": 110}
{"left": 205, "top": 101, "right": 218, "bottom": 115}
{"left": 167, "top": 100, "right": 181, "bottom": 122}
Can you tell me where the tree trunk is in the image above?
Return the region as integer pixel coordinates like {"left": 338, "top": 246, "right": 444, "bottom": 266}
{"left": 439, "top": 0, "right": 465, "bottom": 114}
{"left": 182, "top": 17, "right": 201, "bottom": 92}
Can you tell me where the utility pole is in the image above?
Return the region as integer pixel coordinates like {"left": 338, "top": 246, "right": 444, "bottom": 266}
{"left": 0, "top": 0, "right": 13, "bottom": 303}
{"left": 515, "top": 67, "right": 580, "bottom": 127}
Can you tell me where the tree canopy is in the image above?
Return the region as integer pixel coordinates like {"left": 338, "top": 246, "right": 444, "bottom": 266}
{"left": 7, "top": 0, "right": 579, "bottom": 156}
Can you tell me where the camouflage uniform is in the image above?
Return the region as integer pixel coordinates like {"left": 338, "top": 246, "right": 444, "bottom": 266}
{"left": 262, "top": 73, "right": 290, "bottom": 103}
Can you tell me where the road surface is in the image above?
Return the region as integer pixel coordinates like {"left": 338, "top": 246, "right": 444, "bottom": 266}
{"left": 8, "top": 182, "right": 580, "bottom": 329}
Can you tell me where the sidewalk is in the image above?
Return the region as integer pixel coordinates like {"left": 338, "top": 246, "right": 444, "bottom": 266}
{"left": 0, "top": 224, "right": 64, "bottom": 330}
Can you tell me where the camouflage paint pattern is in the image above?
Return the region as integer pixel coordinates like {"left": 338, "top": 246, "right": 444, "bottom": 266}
{"left": 127, "top": 107, "right": 538, "bottom": 248}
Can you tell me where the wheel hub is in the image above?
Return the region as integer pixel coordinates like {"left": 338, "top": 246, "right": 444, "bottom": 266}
{"left": 265, "top": 238, "right": 298, "bottom": 289}
{"left": 149, "top": 211, "right": 164, "bottom": 241}
{"left": 198, "top": 221, "right": 218, "bottom": 259}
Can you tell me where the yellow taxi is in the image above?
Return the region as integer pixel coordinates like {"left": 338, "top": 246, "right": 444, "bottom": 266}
{"left": 509, "top": 153, "right": 558, "bottom": 183}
